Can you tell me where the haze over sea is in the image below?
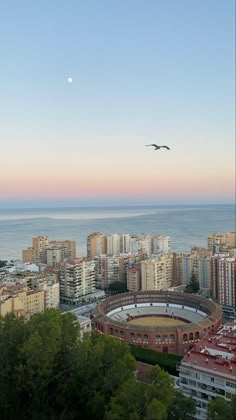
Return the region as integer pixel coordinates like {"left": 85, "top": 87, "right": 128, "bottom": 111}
{"left": 0, "top": 204, "right": 235, "bottom": 261}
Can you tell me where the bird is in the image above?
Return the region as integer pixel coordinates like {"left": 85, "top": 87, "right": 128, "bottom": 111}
{"left": 146, "top": 144, "right": 170, "bottom": 150}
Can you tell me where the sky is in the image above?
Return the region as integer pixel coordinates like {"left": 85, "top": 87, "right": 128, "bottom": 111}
{"left": 0, "top": 0, "right": 235, "bottom": 207}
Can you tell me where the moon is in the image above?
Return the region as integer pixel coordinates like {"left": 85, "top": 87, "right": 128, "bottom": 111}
{"left": 67, "top": 77, "right": 73, "bottom": 83}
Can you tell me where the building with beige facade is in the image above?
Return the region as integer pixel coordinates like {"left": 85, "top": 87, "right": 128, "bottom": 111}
{"left": 38, "top": 282, "right": 60, "bottom": 309}
{"left": 0, "top": 287, "right": 45, "bottom": 317}
{"left": 87, "top": 232, "right": 107, "bottom": 259}
{"left": 0, "top": 269, "right": 60, "bottom": 317}
{"left": 22, "top": 236, "right": 76, "bottom": 265}
{"left": 127, "top": 267, "right": 141, "bottom": 292}
{"left": 141, "top": 254, "right": 172, "bottom": 291}
{"left": 208, "top": 232, "right": 236, "bottom": 255}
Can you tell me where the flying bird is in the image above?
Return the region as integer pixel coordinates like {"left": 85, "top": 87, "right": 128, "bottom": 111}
{"left": 146, "top": 144, "right": 170, "bottom": 150}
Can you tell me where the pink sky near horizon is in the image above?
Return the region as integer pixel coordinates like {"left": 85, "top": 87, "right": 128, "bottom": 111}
{"left": 0, "top": 1, "right": 235, "bottom": 206}
{"left": 0, "top": 161, "right": 234, "bottom": 202}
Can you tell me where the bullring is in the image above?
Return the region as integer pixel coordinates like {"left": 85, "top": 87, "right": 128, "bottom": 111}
{"left": 93, "top": 291, "right": 222, "bottom": 355}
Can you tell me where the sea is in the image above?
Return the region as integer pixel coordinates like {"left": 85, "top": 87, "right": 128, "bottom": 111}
{"left": 0, "top": 204, "right": 235, "bottom": 261}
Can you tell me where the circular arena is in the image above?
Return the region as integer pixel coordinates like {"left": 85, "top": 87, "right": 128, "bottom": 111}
{"left": 93, "top": 291, "right": 222, "bottom": 355}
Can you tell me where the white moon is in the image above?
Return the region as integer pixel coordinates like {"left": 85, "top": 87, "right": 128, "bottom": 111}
{"left": 67, "top": 77, "right": 73, "bottom": 83}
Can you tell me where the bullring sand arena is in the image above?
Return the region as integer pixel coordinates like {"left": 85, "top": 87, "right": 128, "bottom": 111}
{"left": 93, "top": 291, "right": 222, "bottom": 355}
{"left": 127, "top": 316, "right": 187, "bottom": 327}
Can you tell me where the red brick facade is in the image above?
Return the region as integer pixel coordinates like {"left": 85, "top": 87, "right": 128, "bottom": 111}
{"left": 93, "top": 291, "right": 222, "bottom": 356}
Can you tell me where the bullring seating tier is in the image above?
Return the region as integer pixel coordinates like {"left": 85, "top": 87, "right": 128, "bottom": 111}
{"left": 107, "top": 303, "right": 206, "bottom": 324}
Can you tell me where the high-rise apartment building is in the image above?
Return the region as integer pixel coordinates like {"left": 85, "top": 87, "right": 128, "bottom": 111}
{"left": 87, "top": 232, "right": 107, "bottom": 259}
{"left": 138, "top": 234, "right": 171, "bottom": 257}
{"left": 94, "top": 255, "right": 127, "bottom": 289}
{"left": 32, "top": 236, "right": 49, "bottom": 263}
{"left": 208, "top": 232, "right": 236, "bottom": 255}
{"left": 152, "top": 235, "right": 172, "bottom": 254}
{"left": 182, "top": 253, "right": 212, "bottom": 289}
{"left": 127, "top": 267, "right": 141, "bottom": 292}
{"left": 107, "top": 234, "right": 122, "bottom": 256}
{"left": 87, "top": 232, "right": 171, "bottom": 258}
{"left": 59, "top": 259, "right": 95, "bottom": 304}
{"left": 211, "top": 256, "right": 236, "bottom": 308}
{"left": 49, "top": 240, "right": 76, "bottom": 260}
{"left": 22, "top": 236, "right": 76, "bottom": 265}
{"left": 141, "top": 254, "right": 172, "bottom": 291}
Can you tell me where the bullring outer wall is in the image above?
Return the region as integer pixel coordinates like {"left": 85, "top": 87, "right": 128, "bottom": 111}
{"left": 93, "top": 291, "right": 222, "bottom": 355}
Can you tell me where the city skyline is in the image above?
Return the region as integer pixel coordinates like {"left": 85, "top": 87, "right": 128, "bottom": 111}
{"left": 0, "top": 0, "right": 235, "bottom": 207}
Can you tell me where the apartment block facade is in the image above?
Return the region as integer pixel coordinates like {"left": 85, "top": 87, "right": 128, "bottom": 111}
{"left": 87, "top": 232, "right": 107, "bottom": 259}
{"left": 0, "top": 288, "right": 45, "bottom": 317}
{"left": 208, "top": 232, "right": 236, "bottom": 255}
{"left": 141, "top": 254, "right": 172, "bottom": 291}
{"left": 179, "top": 321, "right": 236, "bottom": 420}
{"left": 22, "top": 236, "right": 76, "bottom": 265}
{"left": 211, "top": 256, "right": 236, "bottom": 308}
{"left": 59, "top": 259, "right": 96, "bottom": 304}
{"left": 94, "top": 254, "right": 127, "bottom": 289}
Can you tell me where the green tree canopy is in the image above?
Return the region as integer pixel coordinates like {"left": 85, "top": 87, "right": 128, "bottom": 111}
{"left": 0, "top": 309, "right": 195, "bottom": 420}
{"left": 107, "top": 281, "right": 127, "bottom": 294}
{"left": 207, "top": 396, "right": 236, "bottom": 420}
{"left": 167, "top": 389, "right": 196, "bottom": 420}
{"left": 185, "top": 273, "right": 200, "bottom": 294}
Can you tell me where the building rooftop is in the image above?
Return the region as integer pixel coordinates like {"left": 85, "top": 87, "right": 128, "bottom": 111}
{"left": 181, "top": 321, "right": 236, "bottom": 381}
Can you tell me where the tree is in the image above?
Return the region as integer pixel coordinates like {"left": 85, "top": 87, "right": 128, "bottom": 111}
{"left": 167, "top": 389, "right": 196, "bottom": 420}
{"left": 0, "top": 309, "right": 195, "bottom": 420}
{"left": 107, "top": 281, "right": 127, "bottom": 294}
{"left": 0, "top": 310, "right": 136, "bottom": 420}
{"left": 185, "top": 273, "right": 200, "bottom": 294}
{"left": 207, "top": 396, "right": 236, "bottom": 420}
{"left": 0, "top": 260, "right": 7, "bottom": 267}
{"left": 105, "top": 365, "right": 174, "bottom": 420}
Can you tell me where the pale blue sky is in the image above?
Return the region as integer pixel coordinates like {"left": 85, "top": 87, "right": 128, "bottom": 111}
{"left": 0, "top": 0, "right": 235, "bottom": 206}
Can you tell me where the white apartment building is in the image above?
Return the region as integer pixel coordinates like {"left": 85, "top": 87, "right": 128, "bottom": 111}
{"left": 152, "top": 235, "right": 171, "bottom": 254}
{"left": 60, "top": 259, "right": 96, "bottom": 304}
{"left": 94, "top": 254, "right": 127, "bottom": 289}
{"left": 141, "top": 254, "right": 172, "bottom": 291}
{"left": 39, "top": 282, "right": 60, "bottom": 309}
{"left": 180, "top": 254, "right": 212, "bottom": 289}
{"left": 138, "top": 235, "right": 152, "bottom": 257}
{"left": 179, "top": 321, "right": 236, "bottom": 420}
{"left": 138, "top": 234, "right": 171, "bottom": 257}
{"left": 107, "top": 234, "right": 122, "bottom": 255}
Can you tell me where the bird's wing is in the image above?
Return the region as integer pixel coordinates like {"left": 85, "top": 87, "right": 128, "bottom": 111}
{"left": 146, "top": 144, "right": 158, "bottom": 147}
{"left": 160, "top": 146, "right": 170, "bottom": 150}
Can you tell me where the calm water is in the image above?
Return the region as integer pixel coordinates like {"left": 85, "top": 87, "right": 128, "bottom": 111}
{"left": 0, "top": 204, "right": 235, "bottom": 261}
